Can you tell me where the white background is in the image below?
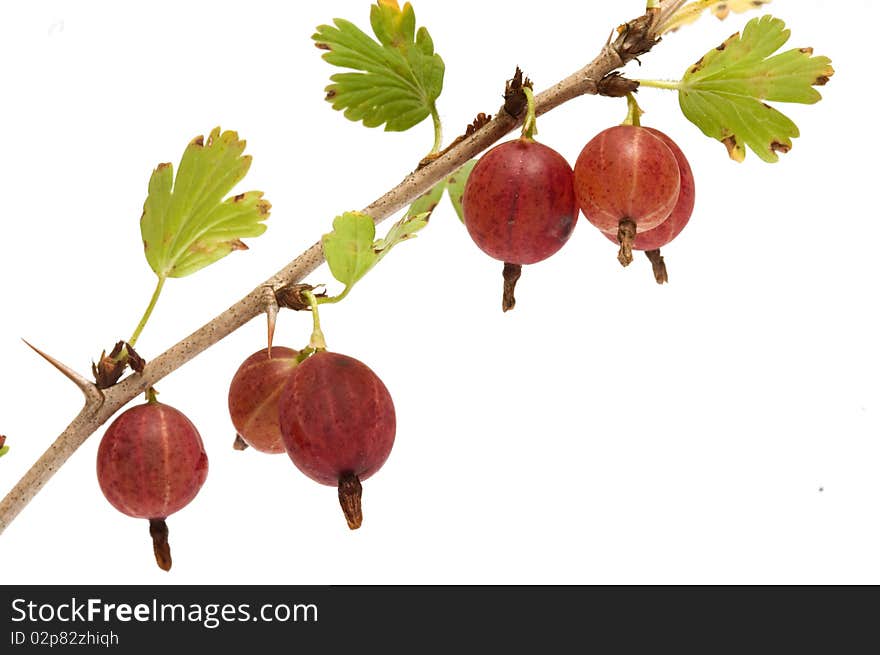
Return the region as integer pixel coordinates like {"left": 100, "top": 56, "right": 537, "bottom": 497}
{"left": 0, "top": 0, "right": 875, "bottom": 584}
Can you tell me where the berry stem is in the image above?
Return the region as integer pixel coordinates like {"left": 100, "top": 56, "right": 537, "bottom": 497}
{"left": 232, "top": 434, "right": 250, "bottom": 451}
{"left": 338, "top": 473, "right": 363, "bottom": 530}
{"left": 145, "top": 387, "right": 159, "bottom": 404}
{"left": 520, "top": 87, "right": 538, "bottom": 141}
{"left": 623, "top": 93, "right": 644, "bottom": 127}
{"left": 149, "top": 518, "right": 172, "bottom": 572}
{"left": 645, "top": 249, "right": 669, "bottom": 284}
{"left": 129, "top": 276, "right": 166, "bottom": 347}
{"left": 502, "top": 263, "right": 523, "bottom": 312}
{"left": 302, "top": 290, "right": 328, "bottom": 352}
{"left": 617, "top": 219, "right": 638, "bottom": 267}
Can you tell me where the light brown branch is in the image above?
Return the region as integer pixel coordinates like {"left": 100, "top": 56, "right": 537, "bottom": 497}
{"left": 0, "top": 8, "right": 665, "bottom": 535}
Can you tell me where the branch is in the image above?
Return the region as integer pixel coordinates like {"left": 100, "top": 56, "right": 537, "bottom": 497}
{"left": 0, "top": 7, "right": 666, "bottom": 535}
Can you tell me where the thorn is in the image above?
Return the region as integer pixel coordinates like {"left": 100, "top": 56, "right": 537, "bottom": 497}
{"left": 22, "top": 339, "right": 103, "bottom": 408}
{"left": 263, "top": 287, "right": 279, "bottom": 357}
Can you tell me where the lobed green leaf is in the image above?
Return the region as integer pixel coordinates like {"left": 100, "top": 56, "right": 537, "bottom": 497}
{"left": 323, "top": 212, "right": 378, "bottom": 290}
{"left": 322, "top": 198, "right": 434, "bottom": 297}
{"left": 140, "top": 128, "right": 270, "bottom": 279}
{"left": 313, "top": 0, "right": 445, "bottom": 132}
{"left": 678, "top": 15, "right": 834, "bottom": 163}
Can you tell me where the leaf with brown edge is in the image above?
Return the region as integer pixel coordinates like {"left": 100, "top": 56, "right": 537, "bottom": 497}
{"left": 140, "top": 127, "right": 270, "bottom": 280}
{"left": 313, "top": 1, "right": 445, "bottom": 132}
{"left": 678, "top": 15, "right": 834, "bottom": 162}
{"left": 662, "top": 0, "right": 772, "bottom": 33}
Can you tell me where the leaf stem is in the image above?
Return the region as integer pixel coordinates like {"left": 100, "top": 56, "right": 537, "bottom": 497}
{"left": 129, "top": 277, "right": 166, "bottom": 347}
{"left": 302, "top": 290, "right": 328, "bottom": 351}
{"left": 430, "top": 105, "right": 443, "bottom": 155}
{"left": 521, "top": 87, "right": 538, "bottom": 140}
{"left": 635, "top": 78, "right": 682, "bottom": 91}
{"left": 318, "top": 286, "right": 353, "bottom": 306}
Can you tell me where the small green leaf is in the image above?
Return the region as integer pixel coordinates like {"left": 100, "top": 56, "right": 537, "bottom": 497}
{"left": 313, "top": 0, "right": 445, "bottom": 132}
{"left": 376, "top": 212, "right": 430, "bottom": 259}
{"left": 140, "top": 127, "right": 270, "bottom": 280}
{"left": 678, "top": 15, "right": 833, "bottom": 162}
{"left": 405, "top": 181, "right": 446, "bottom": 220}
{"left": 323, "top": 212, "right": 378, "bottom": 290}
{"left": 322, "top": 204, "right": 431, "bottom": 299}
{"left": 446, "top": 160, "right": 477, "bottom": 223}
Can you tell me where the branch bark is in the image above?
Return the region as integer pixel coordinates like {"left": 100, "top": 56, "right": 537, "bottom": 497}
{"left": 0, "top": 6, "right": 666, "bottom": 535}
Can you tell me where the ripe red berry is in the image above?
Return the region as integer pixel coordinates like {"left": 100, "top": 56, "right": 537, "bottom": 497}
{"left": 574, "top": 125, "right": 681, "bottom": 266}
{"left": 602, "top": 128, "right": 696, "bottom": 283}
{"left": 462, "top": 138, "right": 578, "bottom": 311}
{"left": 278, "top": 351, "right": 395, "bottom": 530}
{"left": 96, "top": 400, "right": 208, "bottom": 571}
{"left": 228, "top": 347, "right": 299, "bottom": 454}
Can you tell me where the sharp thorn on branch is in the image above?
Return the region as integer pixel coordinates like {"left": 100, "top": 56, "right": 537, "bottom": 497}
{"left": 22, "top": 339, "right": 104, "bottom": 408}
{"left": 263, "top": 286, "right": 279, "bottom": 356}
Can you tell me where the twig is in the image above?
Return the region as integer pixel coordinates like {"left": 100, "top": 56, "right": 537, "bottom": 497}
{"left": 0, "top": 7, "right": 666, "bottom": 535}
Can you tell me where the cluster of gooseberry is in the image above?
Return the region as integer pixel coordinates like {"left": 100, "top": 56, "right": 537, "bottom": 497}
{"left": 93, "top": 88, "right": 692, "bottom": 572}
{"left": 462, "top": 90, "right": 695, "bottom": 309}
{"left": 96, "top": 291, "right": 395, "bottom": 571}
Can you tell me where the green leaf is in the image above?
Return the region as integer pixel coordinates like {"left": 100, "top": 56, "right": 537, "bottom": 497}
{"left": 376, "top": 211, "right": 431, "bottom": 257}
{"left": 322, "top": 204, "right": 431, "bottom": 297}
{"left": 445, "top": 160, "right": 477, "bottom": 223}
{"left": 678, "top": 15, "right": 833, "bottom": 163}
{"left": 323, "top": 212, "right": 378, "bottom": 290}
{"left": 313, "top": 0, "right": 445, "bottom": 132}
{"left": 405, "top": 181, "right": 446, "bottom": 220}
{"left": 140, "top": 127, "right": 271, "bottom": 279}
